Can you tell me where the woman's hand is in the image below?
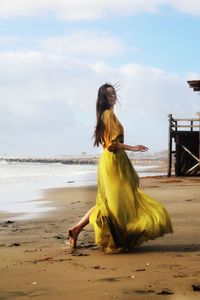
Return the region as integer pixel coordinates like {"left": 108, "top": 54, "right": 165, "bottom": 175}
{"left": 131, "top": 145, "right": 149, "bottom": 152}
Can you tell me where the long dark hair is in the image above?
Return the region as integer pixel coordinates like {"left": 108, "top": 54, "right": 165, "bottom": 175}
{"left": 93, "top": 83, "right": 115, "bottom": 147}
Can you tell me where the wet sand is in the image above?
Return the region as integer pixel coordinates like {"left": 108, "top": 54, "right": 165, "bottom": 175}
{"left": 0, "top": 176, "right": 200, "bottom": 300}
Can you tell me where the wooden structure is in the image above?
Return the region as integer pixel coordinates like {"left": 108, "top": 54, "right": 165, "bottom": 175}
{"left": 187, "top": 80, "right": 200, "bottom": 92}
{"left": 168, "top": 113, "right": 200, "bottom": 176}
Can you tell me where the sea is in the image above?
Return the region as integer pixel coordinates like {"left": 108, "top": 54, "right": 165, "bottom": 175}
{"left": 0, "top": 161, "right": 165, "bottom": 221}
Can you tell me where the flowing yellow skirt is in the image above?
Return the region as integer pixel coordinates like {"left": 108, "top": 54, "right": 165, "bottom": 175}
{"left": 89, "top": 149, "right": 173, "bottom": 253}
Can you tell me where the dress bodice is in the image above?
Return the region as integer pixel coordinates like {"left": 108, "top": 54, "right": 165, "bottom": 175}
{"left": 101, "top": 109, "right": 124, "bottom": 151}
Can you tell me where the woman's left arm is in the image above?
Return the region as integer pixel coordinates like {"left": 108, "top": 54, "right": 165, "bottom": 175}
{"left": 115, "top": 142, "right": 149, "bottom": 152}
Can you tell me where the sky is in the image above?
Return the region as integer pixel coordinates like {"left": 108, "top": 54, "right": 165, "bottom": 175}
{"left": 0, "top": 0, "right": 200, "bottom": 157}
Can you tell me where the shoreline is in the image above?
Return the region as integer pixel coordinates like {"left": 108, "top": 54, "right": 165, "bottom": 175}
{"left": 0, "top": 163, "right": 171, "bottom": 221}
{"left": 1, "top": 176, "right": 200, "bottom": 299}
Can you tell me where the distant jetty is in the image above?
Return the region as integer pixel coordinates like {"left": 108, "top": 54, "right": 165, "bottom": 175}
{"left": 2, "top": 157, "right": 98, "bottom": 165}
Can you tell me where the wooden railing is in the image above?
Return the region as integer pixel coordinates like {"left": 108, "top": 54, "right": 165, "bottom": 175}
{"left": 168, "top": 113, "right": 200, "bottom": 176}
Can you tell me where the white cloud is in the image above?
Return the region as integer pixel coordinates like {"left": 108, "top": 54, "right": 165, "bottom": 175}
{"left": 117, "top": 63, "right": 183, "bottom": 122}
{"left": 1, "top": 0, "right": 200, "bottom": 20}
{"left": 186, "top": 72, "right": 200, "bottom": 81}
{"left": 40, "top": 31, "right": 125, "bottom": 57}
{"left": 169, "top": 0, "right": 200, "bottom": 16}
{"left": 0, "top": 0, "right": 167, "bottom": 20}
{"left": 0, "top": 35, "right": 22, "bottom": 46}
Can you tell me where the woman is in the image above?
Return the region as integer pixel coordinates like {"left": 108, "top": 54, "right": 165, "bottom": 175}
{"left": 68, "top": 83, "right": 173, "bottom": 253}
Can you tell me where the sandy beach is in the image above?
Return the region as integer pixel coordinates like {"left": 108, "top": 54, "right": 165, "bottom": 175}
{"left": 0, "top": 176, "right": 200, "bottom": 300}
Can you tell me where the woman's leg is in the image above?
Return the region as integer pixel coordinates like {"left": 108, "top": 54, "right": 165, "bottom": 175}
{"left": 68, "top": 206, "right": 95, "bottom": 249}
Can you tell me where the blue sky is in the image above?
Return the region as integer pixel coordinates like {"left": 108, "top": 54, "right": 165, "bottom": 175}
{"left": 0, "top": 1, "right": 200, "bottom": 156}
{"left": 1, "top": 7, "right": 200, "bottom": 74}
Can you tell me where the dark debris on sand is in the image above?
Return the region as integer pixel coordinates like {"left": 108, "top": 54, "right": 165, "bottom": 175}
{"left": 192, "top": 284, "right": 200, "bottom": 291}
{"left": 157, "top": 288, "right": 174, "bottom": 295}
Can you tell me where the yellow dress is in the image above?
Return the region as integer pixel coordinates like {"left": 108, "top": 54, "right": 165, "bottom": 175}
{"left": 89, "top": 109, "right": 173, "bottom": 253}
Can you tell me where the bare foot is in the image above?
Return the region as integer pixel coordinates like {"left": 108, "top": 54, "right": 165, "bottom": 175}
{"left": 68, "top": 228, "right": 79, "bottom": 249}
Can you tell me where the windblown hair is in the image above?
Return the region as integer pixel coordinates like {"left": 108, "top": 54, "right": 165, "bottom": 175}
{"left": 93, "top": 83, "right": 116, "bottom": 147}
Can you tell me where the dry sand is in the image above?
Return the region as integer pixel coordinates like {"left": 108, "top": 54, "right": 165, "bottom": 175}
{"left": 0, "top": 176, "right": 200, "bottom": 300}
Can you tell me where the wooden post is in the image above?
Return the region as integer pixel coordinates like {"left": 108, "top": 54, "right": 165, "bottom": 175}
{"left": 168, "top": 114, "right": 172, "bottom": 177}
{"left": 191, "top": 120, "right": 193, "bottom": 131}
{"left": 175, "top": 120, "right": 177, "bottom": 132}
{"left": 198, "top": 112, "right": 200, "bottom": 163}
